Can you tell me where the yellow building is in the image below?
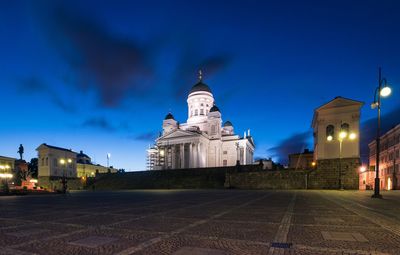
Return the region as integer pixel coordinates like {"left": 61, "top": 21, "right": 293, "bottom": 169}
{"left": 77, "top": 163, "right": 117, "bottom": 178}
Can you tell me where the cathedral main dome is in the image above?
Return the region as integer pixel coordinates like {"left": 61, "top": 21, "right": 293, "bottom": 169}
{"left": 189, "top": 81, "right": 212, "bottom": 94}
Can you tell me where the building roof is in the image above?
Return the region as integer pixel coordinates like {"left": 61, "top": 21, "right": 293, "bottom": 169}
{"left": 77, "top": 150, "right": 91, "bottom": 159}
{"left": 0, "top": 155, "right": 16, "bottom": 161}
{"left": 37, "top": 143, "right": 77, "bottom": 154}
{"left": 164, "top": 113, "right": 175, "bottom": 120}
{"left": 312, "top": 96, "right": 364, "bottom": 128}
{"left": 210, "top": 105, "right": 220, "bottom": 112}
{"left": 223, "top": 121, "right": 233, "bottom": 127}
{"left": 189, "top": 81, "right": 212, "bottom": 94}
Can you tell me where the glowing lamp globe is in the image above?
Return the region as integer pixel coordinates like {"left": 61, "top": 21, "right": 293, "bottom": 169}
{"left": 327, "top": 135, "right": 333, "bottom": 141}
{"left": 380, "top": 86, "right": 391, "bottom": 97}
{"left": 339, "top": 131, "right": 347, "bottom": 139}
{"left": 349, "top": 133, "right": 357, "bottom": 140}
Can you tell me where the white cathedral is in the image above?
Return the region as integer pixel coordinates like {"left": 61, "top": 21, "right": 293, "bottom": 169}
{"left": 147, "top": 72, "right": 255, "bottom": 170}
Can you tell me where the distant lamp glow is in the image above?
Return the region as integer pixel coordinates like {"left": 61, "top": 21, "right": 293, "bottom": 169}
{"left": 339, "top": 131, "right": 347, "bottom": 139}
{"left": 349, "top": 133, "right": 357, "bottom": 140}
{"left": 91, "top": 172, "right": 95, "bottom": 176}
{"left": 380, "top": 86, "right": 392, "bottom": 97}
{"left": 311, "top": 162, "right": 316, "bottom": 167}
{"left": 59, "top": 159, "right": 65, "bottom": 165}
{"left": 29, "top": 179, "right": 38, "bottom": 183}
{"left": 360, "top": 166, "right": 366, "bottom": 173}
{"left": 67, "top": 158, "right": 72, "bottom": 163}
{"left": 0, "top": 173, "right": 13, "bottom": 178}
{"left": 160, "top": 150, "right": 165, "bottom": 156}
{"left": 327, "top": 135, "right": 333, "bottom": 141}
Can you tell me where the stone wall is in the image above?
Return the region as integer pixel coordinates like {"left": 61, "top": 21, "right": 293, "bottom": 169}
{"left": 93, "top": 167, "right": 234, "bottom": 190}
{"left": 89, "top": 159, "right": 360, "bottom": 190}
{"left": 308, "top": 158, "right": 360, "bottom": 189}
{"left": 226, "top": 170, "right": 308, "bottom": 189}
{"left": 38, "top": 177, "right": 84, "bottom": 191}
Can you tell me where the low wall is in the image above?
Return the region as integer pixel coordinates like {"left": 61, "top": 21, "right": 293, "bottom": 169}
{"left": 89, "top": 159, "right": 360, "bottom": 190}
{"left": 38, "top": 177, "right": 84, "bottom": 191}
{"left": 226, "top": 170, "right": 308, "bottom": 189}
{"left": 93, "top": 167, "right": 238, "bottom": 190}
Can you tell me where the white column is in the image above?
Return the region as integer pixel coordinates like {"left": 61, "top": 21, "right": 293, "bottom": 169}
{"left": 171, "top": 145, "right": 175, "bottom": 169}
{"left": 197, "top": 143, "right": 201, "bottom": 168}
{"left": 180, "top": 144, "right": 184, "bottom": 169}
{"left": 243, "top": 144, "right": 247, "bottom": 165}
{"left": 189, "top": 143, "right": 193, "bottom": 168}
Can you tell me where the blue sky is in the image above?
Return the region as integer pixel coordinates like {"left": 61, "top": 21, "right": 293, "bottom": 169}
{"left": 0, "top": 0, "right": 399, "bottom": 170}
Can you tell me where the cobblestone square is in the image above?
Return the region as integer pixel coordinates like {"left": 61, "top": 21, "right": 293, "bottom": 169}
{"left": 1, "top": 190, "right": 400, "bottom": 254}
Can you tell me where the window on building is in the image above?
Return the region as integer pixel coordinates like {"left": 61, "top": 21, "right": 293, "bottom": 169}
{"left": 54, "top": 158, "right": 58, "bottom": 166}
{"left": 45, "top": 157, "right": 48, "bottom": 166}
{"left": 195, "top": 109, "right": 198, "bottom": 116}
{"left": 41, "top": 158, "right": 44, "bottom": 166}
{"left": 326, "top": 125, "right": 334, "bottom": 139}
{"left": 223, "top": 151, "right": 227, "bottom": 155}
{"left": 200, "top": 109, "right": 204, "bottom": 115}
{"left": 191, "top": 110, "right": 193, "bottom": 117}
{"left": 341, "top": 123, "right": 350, "bottom": 133}
{"left": 201, "top": 103, "right": 204, "bottom": 106}
{"left": 223, "top": 160, "right": 227, "bottom": 166}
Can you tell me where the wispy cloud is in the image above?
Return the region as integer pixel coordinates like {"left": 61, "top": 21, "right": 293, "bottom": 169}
{"left": 40, "top": 4, "right": 154, "bottom": 108}
{"left": 267, "top": 130, "right": 312, "bottom": 164}
{"left": 17, "top": 77, "right": 75, "bottom": 113}
{"left": 81, "top": 117, "right": 115, "bottom": 131}
{"left": 129, "top": 131, "right": 158, "bottom": 142}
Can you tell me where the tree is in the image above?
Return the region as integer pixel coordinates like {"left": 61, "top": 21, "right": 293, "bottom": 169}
{"left": 28, "top": 158, "right": 38, "bottom": 178}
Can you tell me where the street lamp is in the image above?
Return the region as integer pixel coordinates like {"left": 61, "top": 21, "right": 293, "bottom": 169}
{"left": 328, "top": 129, "right": 357, "bottom": 190}
{"left": 59, "top": 158, "right": 72, "bottom": 194}
{"left": 371, "top": 67, "right": 392, "bottom": 199}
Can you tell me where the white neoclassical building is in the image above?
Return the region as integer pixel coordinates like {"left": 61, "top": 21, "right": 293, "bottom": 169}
{"left": 148, "top": 72, "right": 255, "bottom": 170}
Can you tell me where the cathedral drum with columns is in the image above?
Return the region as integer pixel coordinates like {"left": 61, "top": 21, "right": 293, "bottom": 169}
{"left": 147, "top": 72, "right": 255, "bottom": 170}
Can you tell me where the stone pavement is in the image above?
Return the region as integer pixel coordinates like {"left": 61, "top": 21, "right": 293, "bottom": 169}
{"left": 1, "top": 190, "right": 400, "bottom": 255}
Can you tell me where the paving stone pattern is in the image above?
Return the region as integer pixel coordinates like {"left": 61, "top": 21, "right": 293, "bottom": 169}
{"left": 1, "top": 190, "right": 400, "bottom": 254}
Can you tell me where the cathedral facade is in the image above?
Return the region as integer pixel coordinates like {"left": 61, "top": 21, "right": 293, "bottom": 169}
{"left": 147, "top": 72, "right": 255, "bottom": 170}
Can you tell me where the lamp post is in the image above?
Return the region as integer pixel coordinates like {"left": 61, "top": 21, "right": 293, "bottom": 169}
{"left": 59, "top": 158, "right": 72, "bottom": 194}
{"left": 328, "top": 130, "right": 356, "bottom": 190}
{"left": 371, "top": 67, "right": 392, "bottom": 198}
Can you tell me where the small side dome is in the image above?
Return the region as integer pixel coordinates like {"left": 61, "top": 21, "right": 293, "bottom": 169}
{"left": 223, "top": 121, "right": 233, "bottom": 127}
{"left": 164, "top": 113, "right": 174, "bottom": 120}
{"left": 210, "top": 105, "right": 220, "bottom": 112}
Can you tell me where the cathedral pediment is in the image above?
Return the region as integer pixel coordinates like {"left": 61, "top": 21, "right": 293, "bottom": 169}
{"left": 157, "top": 129, "right": 201, "bottom": 141}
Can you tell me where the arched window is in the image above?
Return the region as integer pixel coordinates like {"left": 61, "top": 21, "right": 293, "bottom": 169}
{"left": 341, "top": 123, "right": 350, "bottom": 133}
{"left": 200, "top": 109, "right": 204, "bottom": 115}
{"left": 195, "top": 109, "right": 198, "bottom": 116}
{"left": 326, "top": 125, "right": 334, "bottom": 140}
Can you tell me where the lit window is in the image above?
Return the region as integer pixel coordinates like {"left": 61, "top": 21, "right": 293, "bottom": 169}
{"left": 341, "top": 123, "right": 350, "bottom": 133}
{"left": 326, "top": 125, "right": 334, "bottom": 140}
